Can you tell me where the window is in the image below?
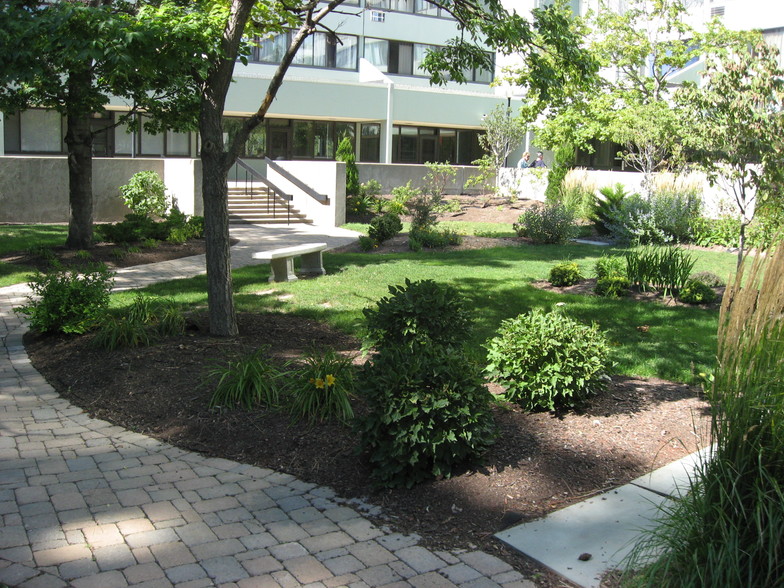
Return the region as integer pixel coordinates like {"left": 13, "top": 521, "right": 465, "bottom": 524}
{"left": 360, "top": 123, "right": 380, "bottom": 162}
{"left": 3, "top": 112, "right": 20, "bottom": 152}
{"left": 392, "top": 126, "right": 483, "bottom": 164}
{"left": 364, "top": 38, "right": 389, "bottom": 72}
{"left": 365, "top": 39, "right": 492, "bottom": 82}
{"left": 21, "top": 110, "right": 63, "bottom": 153}
{"left": 166, "top": 130, "right": 191, "bottom": 156}
{"left": 369, "top": 0, "right": 452, "bottom": 17}
{"left": 253, "top": 31, "right": 358, "bottom": 70}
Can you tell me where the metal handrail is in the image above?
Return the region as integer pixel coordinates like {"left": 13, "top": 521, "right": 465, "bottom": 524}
{"left": 231, "top": 159, "right": 292, "bottom": 224}
{"left": 264, "top": 157, "right": 329, "bottom": 204}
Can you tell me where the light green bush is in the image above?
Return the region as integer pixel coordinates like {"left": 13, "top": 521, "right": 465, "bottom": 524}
{"left": 119, "top": 171, "right": 169, "bottom": 217}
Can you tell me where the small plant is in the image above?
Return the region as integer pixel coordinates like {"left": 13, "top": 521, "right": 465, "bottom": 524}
{"left": 485, "top": 308, "right": 612, "bottom": 411}
{"left": 360, "top": 179, "right": 382, "bottom": 198}
{"left": 92, "top": 315, "right": 154, "bottom": 350}
{"left": 111, "top": 248, "right": 128, "bottom": 261}
{"left": 367, "top": 212, "right": 402, "bottom": 244}
{"left": 75, "top": 250, "right": 92, "bottom": 260}
{"left": 92, "top": 293, "right": 185, "bottom": 349}
{"left": 27, "top": 244, "right": 57, "bottom": 265}
{"left": 689, "top": 271, "right": 725, "bottom": 288}
{"left": 119, "top": 170, "right": 169, "bottom": 217}
{"left": 358, "top": 235, "right": 376, "bottom": 251}
{"left": 206, "top": 347, "right": 283, "bottom": 410}
{"left": 385, "top": 182, "right": 419, "bottom": 215}
{"left": 140, "top": 238, "right": 159, "bottom": 249}
{"left": 423, "top": 161, "right": 457, "bottom": 200}
{"left": 16, "top": 264, "right": 115, "bottom": 334}
{"left": 595, "top": 275, "right": 631, "bottom": 297}
{"left": 590, "top": 183, "right": 629, "bottom": 235}
{"left": 513, "top": 203, "right": 576, "bottom": 244}
{"left": 549, "top": 261, "right": 583, "bottom": 287}
{"left": 288, "top": 348, "right": 355, "bottom": 423}
{"left": 434, "top": 198, "right": 462, "bottom": 214}
{"left": 594, "top": 254, "right": 626, "bottom": 279}
{"left": 363, "top": 278, "right": 471, "bottom": 351}
{"left": 126, "top": 246, "right": 142, "bottom": 254}
{"left": 408, "top": 227, "right": 462, "bottom": 250}
{"left": 678, "top": 279, "right": 718, "bottom": 305}
{"left": 625, "top": 246, "right": 696, "bottom": 296}
{"left": 336, "top": 136, "right": 360, "bottom": 197}
{"left": 357, "top": 343, "right": 497, "bottom": 488}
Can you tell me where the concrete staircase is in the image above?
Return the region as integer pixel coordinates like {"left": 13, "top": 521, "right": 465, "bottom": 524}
{"left": 228, "top": 185, "right": 312, "bottom": 225}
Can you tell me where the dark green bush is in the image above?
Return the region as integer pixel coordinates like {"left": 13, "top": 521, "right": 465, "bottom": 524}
{"left": 689, "top": 271, "right": 725, "bottom": 288}
{"left": 595, "top": 275, "right": 631, "bottom": 297}
{"left": 678, "top": 279, "right": 718, "bottom": 305}
{"left": 363, "top": 278, "right": 471, "bottom": 351}
{"left": 594, "top": 254, "right": 626, "bottom": 279}
{"left": 368, "top": 212, "right": 402, "bottom": 244}
{"left": 16, "top": 264, "right": 115, "bottom": 334}
{"left": 408, "top": 227, "right": 462, "bottom": 250}
{"left": 358, "top": 235, "right": 375, "bottom": 251}
{"left": 590, "top": 183, "right": 629, "bottom": 236}
{"left": 549, "top": 261, "right": 583, "bottom": 287}
{"left": 336, "top": 136, "right": 360, "bottom": 196}
{"left": 513, "top": 203, "right": 576, "bottom": 244}
{"left": 357, "top": 344, "right": 497, "bottom": 488}
{"left": 206, "top": 347, "right": 283, "bottom": 410}
{"left": 485, "top": 308, "right": 612, "bottom": 411}
{"left": 97, "top": 213, "right": 166, "bottom": 244}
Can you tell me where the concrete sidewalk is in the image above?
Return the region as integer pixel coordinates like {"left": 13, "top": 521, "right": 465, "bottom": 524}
{"left": 0, "top": 225, "right": 536, "bottom": 588}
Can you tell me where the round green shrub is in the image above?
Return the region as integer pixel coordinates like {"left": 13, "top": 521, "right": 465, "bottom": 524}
{"left": 679, "top": 279, "right": 718, "bottom": 305}
{"left": 549, "top": 261, "right": 583, "bottom": 287}
{"left": 357, "top": 344, "right": 497, "bottom": 488}
{"left": 594, "top": 254, "right": 626, "bottom": 279}
{"left": 689, "top": 271, "right": 725, "bottom": 288}
{"left": 368, "top": 212, "right": 402, "bottom": 244}
{"left": 363, "top": 278, "right": 471, "bottom": 351}
{"left": 485, "top": 308, "right": 612, "bottom": 411}
{"left": 513, "top": 203, "right": 576, "bottom": 244}
{"left": 595, "top": 275, "right": 630, "bottom": 297}
{"left": 119, "top": 170, "right": 169, "bottom": 217}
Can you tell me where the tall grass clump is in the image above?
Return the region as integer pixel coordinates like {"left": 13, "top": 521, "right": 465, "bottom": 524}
{"left": 625, "top": 246, "right": 695, "bottom": 297}
{"left": 621, "top": 243, "right": 784, "bottom": 586}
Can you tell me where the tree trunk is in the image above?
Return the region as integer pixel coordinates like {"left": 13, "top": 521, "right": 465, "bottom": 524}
{"left": 64, "top": 113, "right": 94, "bottom": 249}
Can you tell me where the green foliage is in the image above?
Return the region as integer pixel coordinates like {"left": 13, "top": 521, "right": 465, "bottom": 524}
{"left": 347, "top": 194, "right": 378, "bottom": 217}
{"left": 625, "top": 246, "right": 696, "bottom": 296}
{"left": 358, "top": 235, "right": 376, "bottom": 252}
{"left": 424, "top": 161, "right": 457, "bottom": 199}
{"left": 689, "top": 271, "right": 725, "bottom": 288}
{"left": 590, "top": 183, "right": 630, "bottom": 236}
{"left": 513, "top": 203, "right": 577, "bottom": 244}
{"left": 594, "top": 254, "right": 626, "bottom": 279}
{"left": 92, "top": 293, "right": 185, "bottom": 350}
{"left": 357, "top": 344, "right": 497, "bottom": 488}
{"left": 206, "top": 347, "right": 282, "bottom": 410}
{"left": 119, "top": 171, "right": 169, "bottom": 217}
{"left": 363, "top": 278, "right": 471, "bottom": 351}
{"left": 476, "top": 105, "right": 529, "bottom": 172}
{"left": 408, "top": 228, "right": 462, "bottom": 251}
{"left": 97, "top": 208, "right": 203, "bottom": 245}
{"left": 553, "top": 173, "right": 596, "bottom": 221}
{"left": 544, "top": 143, "right": 575, "bottom": 203}
{"left": 367, "top": 212, "right": 402, "bottom": 244}
{"left": 385, "top": 182, "right": 420, "bottom": 215}
{"left": 603, "top": 190, "right": 702, "bottom": 245}
{"left": 595, "top": 275, "right": 630, "bottom": 297}
{"left": 485, "top": 308, "right": 612, "bottom": 411}
{"left": 360, "top": 179, "right": 383, "bottom": 199}
{"left": 288, "top": 348, "right": 355, "bottom": 423}
{"left": 678, "top": 279, "right": 717, "bottom": 305}
{"left": 336, "top": 136, "right": 360, "bottom": 197}
{"left": 549, "top": 261, "right": 583, "bottom": 287}
{"left": 16, "top": 264, "right": 115, "bottom": 335}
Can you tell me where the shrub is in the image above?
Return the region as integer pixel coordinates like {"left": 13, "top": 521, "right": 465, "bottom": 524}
{"left": 357, "top": 344, "right": 497, "bottom": 488}
{"left": 549, "top": 261, "right": 583, "bottom": 287}
{"left": 689, "top": 271, "right": 725, "bottom": 288}
{"left": 119, "top": 171, "right": 169, "bottom": 217}
{"left": 603, "top": 193, "right": 667, "bottom": 245}
{"left": 543, "top": 143, "right": 575, "bottom": 203}
{"left": 678, "top": 279, "right": 718, "bottom": 305}
{"left": 16, "top": 264, "right": 115, "bottom": 335}
{"left": 367, "top": 212, "right": 402, "bottom": 244}
{"left": 485, "top": 308, "right": 612, "bottom": 411}
{"left": 358, "top": 235, "right": 376, "bottom": 251}
{"left": 595, "top": 275, "right": 631, "bottom": 297}
{"left": 288, "top": 348, "right": 355, "bottom": 423}
{"left": 594, "top": 254, "right": 626, "bottom": 279}
{"left": 363, "top": 278, "right": 471, "bottom": 351}
{"left": 385, "top": 182, "right": 419, "bottom": 215}
{"left": 97, "top": 213, "right": 166, "bottom": 244}
{"left": 625, "top": 246, "right": 696, "bottom": 296}
{"left": 590, "top": 183, "right": 629, "bottom": 235}
{"left": 691, "top": 215, "right": 739, "bottom": 248}
{"left": 649, "top": 190, "right": 702, "bottom": 243}
{"left": 336, "top": 136, "right": 360, "bottom": 197}
{"left": 408, "top": 227, "right": 462, "bottom": 250}
{"left": 360, "top": 179, "right": 382, "bottom": 199}
{"left": 406, "top": 192, "right": 441, "bottom": 232}
{"left": 92, "top": 294, "right": 185, "bottom": 350}
{"left": 513, "top": 203, "right": 576, "bottom": 244}
{"left": 347, "top": 194, "right": 378, "bottom": 217}
{"left": 206, "top": 347, "right": 282, "bottom": 410}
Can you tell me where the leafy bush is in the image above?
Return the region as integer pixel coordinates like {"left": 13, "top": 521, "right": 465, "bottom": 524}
{"left": 360, "top": 179, "right": 382, "bottom": 198}
{"left": 119, "top": 171, "right": 169, "bottom": 217}
{"left": 549, "top": 261, "right": 583, "bottom": 287}
{"left": 513, "top": 203, "right": 576, "bottom": 244}
{"left": 625, "top": 246, "right": 696, "bottom": 296}
{"left": 16, "top": 264, "right": 115, "bottom": 334}
{"left": 689, "top": 271, "right": 725, "bottom": 288}
{"left": 289, "top": 348, "right": 355, "bottom": 423}
{"left": 363, "top": 278, "right": 471, "bottom": 351}
{"left": 206, "top": 347, "right": 282, "bottom": 410}
{"left": 543, "top": 143, "right": 575, "bottom": 203}
{"left": 595, "top": 275, "right": 631, "bottom": 297}
{"left": 649, "top": 190, "right": 702, "bottom": 242}
{"left": 336, "top": 136, "right": 360, "bottom": 196}
{"left": 594, "top": 254, "right": 626, "bottom": 279}
{"left": 603, "top": 193, "right": 667, "bottom": 245}
{"left": 590, "top": 183, "right": 629, "bottom": 235}
{"left": 357, "top": 344, "right": 497, "bottom": 488}
{"left": 367, "top": 212, "right": 402, "bottom": 244}
{"left": 408, "top": 227, "right": 462, "bottom": 251}
{"left": 485, "top": 308, "right": 612, "bottom": 411}
{"left": 678, "top": 279, "right": 718, "bottom": 305}
{"left": 385, "top": 182, "right": 419, "bottom": 215}
{"left": 691, "top": 215, "right": 739, "bottom": 248}
{"left": 347, "top": 194, "right": 378, "bottom": 217}
{"left": 97, "top": 213, "right": 166, "bottom": 244}
{"left": 358, "top": 235, "right": 376, "bottom": 251}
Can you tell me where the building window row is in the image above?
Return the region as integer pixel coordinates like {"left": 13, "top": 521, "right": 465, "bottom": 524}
{"left": 366, "top": 0, "right": 453, "bottom": 19}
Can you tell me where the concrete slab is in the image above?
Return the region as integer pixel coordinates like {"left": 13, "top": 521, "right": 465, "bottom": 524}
{"left": 495, "top": 484, "right": 670, "bottom": 588}
{"left": 572, "top": 239, "right": 611, "bottom": 246}
{"left": 629, "top": 447, "right": 711, "bottom": 498}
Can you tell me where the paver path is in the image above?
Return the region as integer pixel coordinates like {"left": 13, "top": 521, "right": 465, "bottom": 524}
{"left": 0, "top": 225, "right": 536, "bottom": 588}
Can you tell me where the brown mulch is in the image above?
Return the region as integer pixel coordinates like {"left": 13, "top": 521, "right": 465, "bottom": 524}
{"left": 15, "top": 202, "right": 713, "bottom": 586}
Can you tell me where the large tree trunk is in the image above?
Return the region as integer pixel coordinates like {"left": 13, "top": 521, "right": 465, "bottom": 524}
{"left": 64, "top": 112, "right": 94, "bottom": 249}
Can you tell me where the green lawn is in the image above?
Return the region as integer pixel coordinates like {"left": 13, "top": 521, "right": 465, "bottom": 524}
{"left": 133, "top": 242, "right": 737, "bottom": 384}
{"left": 0, "top": 224, "right": 69, "bottom": 288}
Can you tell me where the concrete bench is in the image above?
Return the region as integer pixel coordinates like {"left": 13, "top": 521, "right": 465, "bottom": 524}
{"left": 252, "top": 242, "right": 328, "bottom": 282}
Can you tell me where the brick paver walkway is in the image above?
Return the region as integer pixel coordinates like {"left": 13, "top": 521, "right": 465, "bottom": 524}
{"left": 0, "top": 225, "right": 536, "bottom": 588}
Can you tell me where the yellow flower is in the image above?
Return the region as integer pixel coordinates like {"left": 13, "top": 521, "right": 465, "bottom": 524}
{"left": 315, "top": 378, "right": 325, "bottom": 389}
{"left": 308, "top": 378, "right": 315, "bottom": 384}
{"left": 325, "top": 374, "right": 336, "bottom": 386}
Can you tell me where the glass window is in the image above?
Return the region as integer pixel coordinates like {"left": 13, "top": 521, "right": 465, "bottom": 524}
{"left": 359, "top": 123, "right": 380, "bottom": 162}
{"left": 364, "top": 38, "right": 389, "bottom": 72}
{"left": 390, "top": 42, "right": 413, "bottom": 75}
{"left": 166, "top": 130, "right": 191, "bottom": 156}
{"left": 21, "top": 109, "right": 62, "bottom": 152}
{"left": 439, "top": 129, "right": 456, "bottom": 163}
{"left": 398, "top": 126, "right": 418, "bottom": 163}
{"left": 114, "top": 120, "right": 134, "bottom": 155}
{"left": 257, "top": 32, "right": 287, "bottom": 63}
{"left": 293, "top": 120, "right": 313, "bottom": 157}
{"left": 389, "top": 0, "right": 413, "bottom": 11}
{"left": 334, "top": 34, "right": 358, "bottom": 70}
{"left": 415, "top": 0, "right": 439, "bottom": 16}
{"left": 313, "top": 121, "right": 332, "bottom": 158}
{"left": 413, "top": 44, "right": 432, "bottom": 76}
{"left": 3, "top": 112, "right": 20, "bottom": 152}
{"left": 139, "top": 117, "right": 163, "bottom": 156}
{"left": 335, "top": 122, "right": 355, "bottom": 143}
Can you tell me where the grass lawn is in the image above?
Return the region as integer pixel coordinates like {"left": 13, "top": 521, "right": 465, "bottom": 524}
{"left": 0, "top": 224, "right": 69, "bottom": 287}
{"left": 132, "top": 242, "right": 737, "bottom": 384}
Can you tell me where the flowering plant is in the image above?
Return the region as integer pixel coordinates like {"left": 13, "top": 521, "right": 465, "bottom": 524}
{"left": 289, "top": 348, "right": 355, "bottom": 423}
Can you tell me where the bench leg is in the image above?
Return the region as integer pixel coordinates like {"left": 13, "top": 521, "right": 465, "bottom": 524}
{"left": 299, "top": 251, "right": 326, "bottom": 276}
{"left": 268, "top": 257, "right": 297, "bottom": 282}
